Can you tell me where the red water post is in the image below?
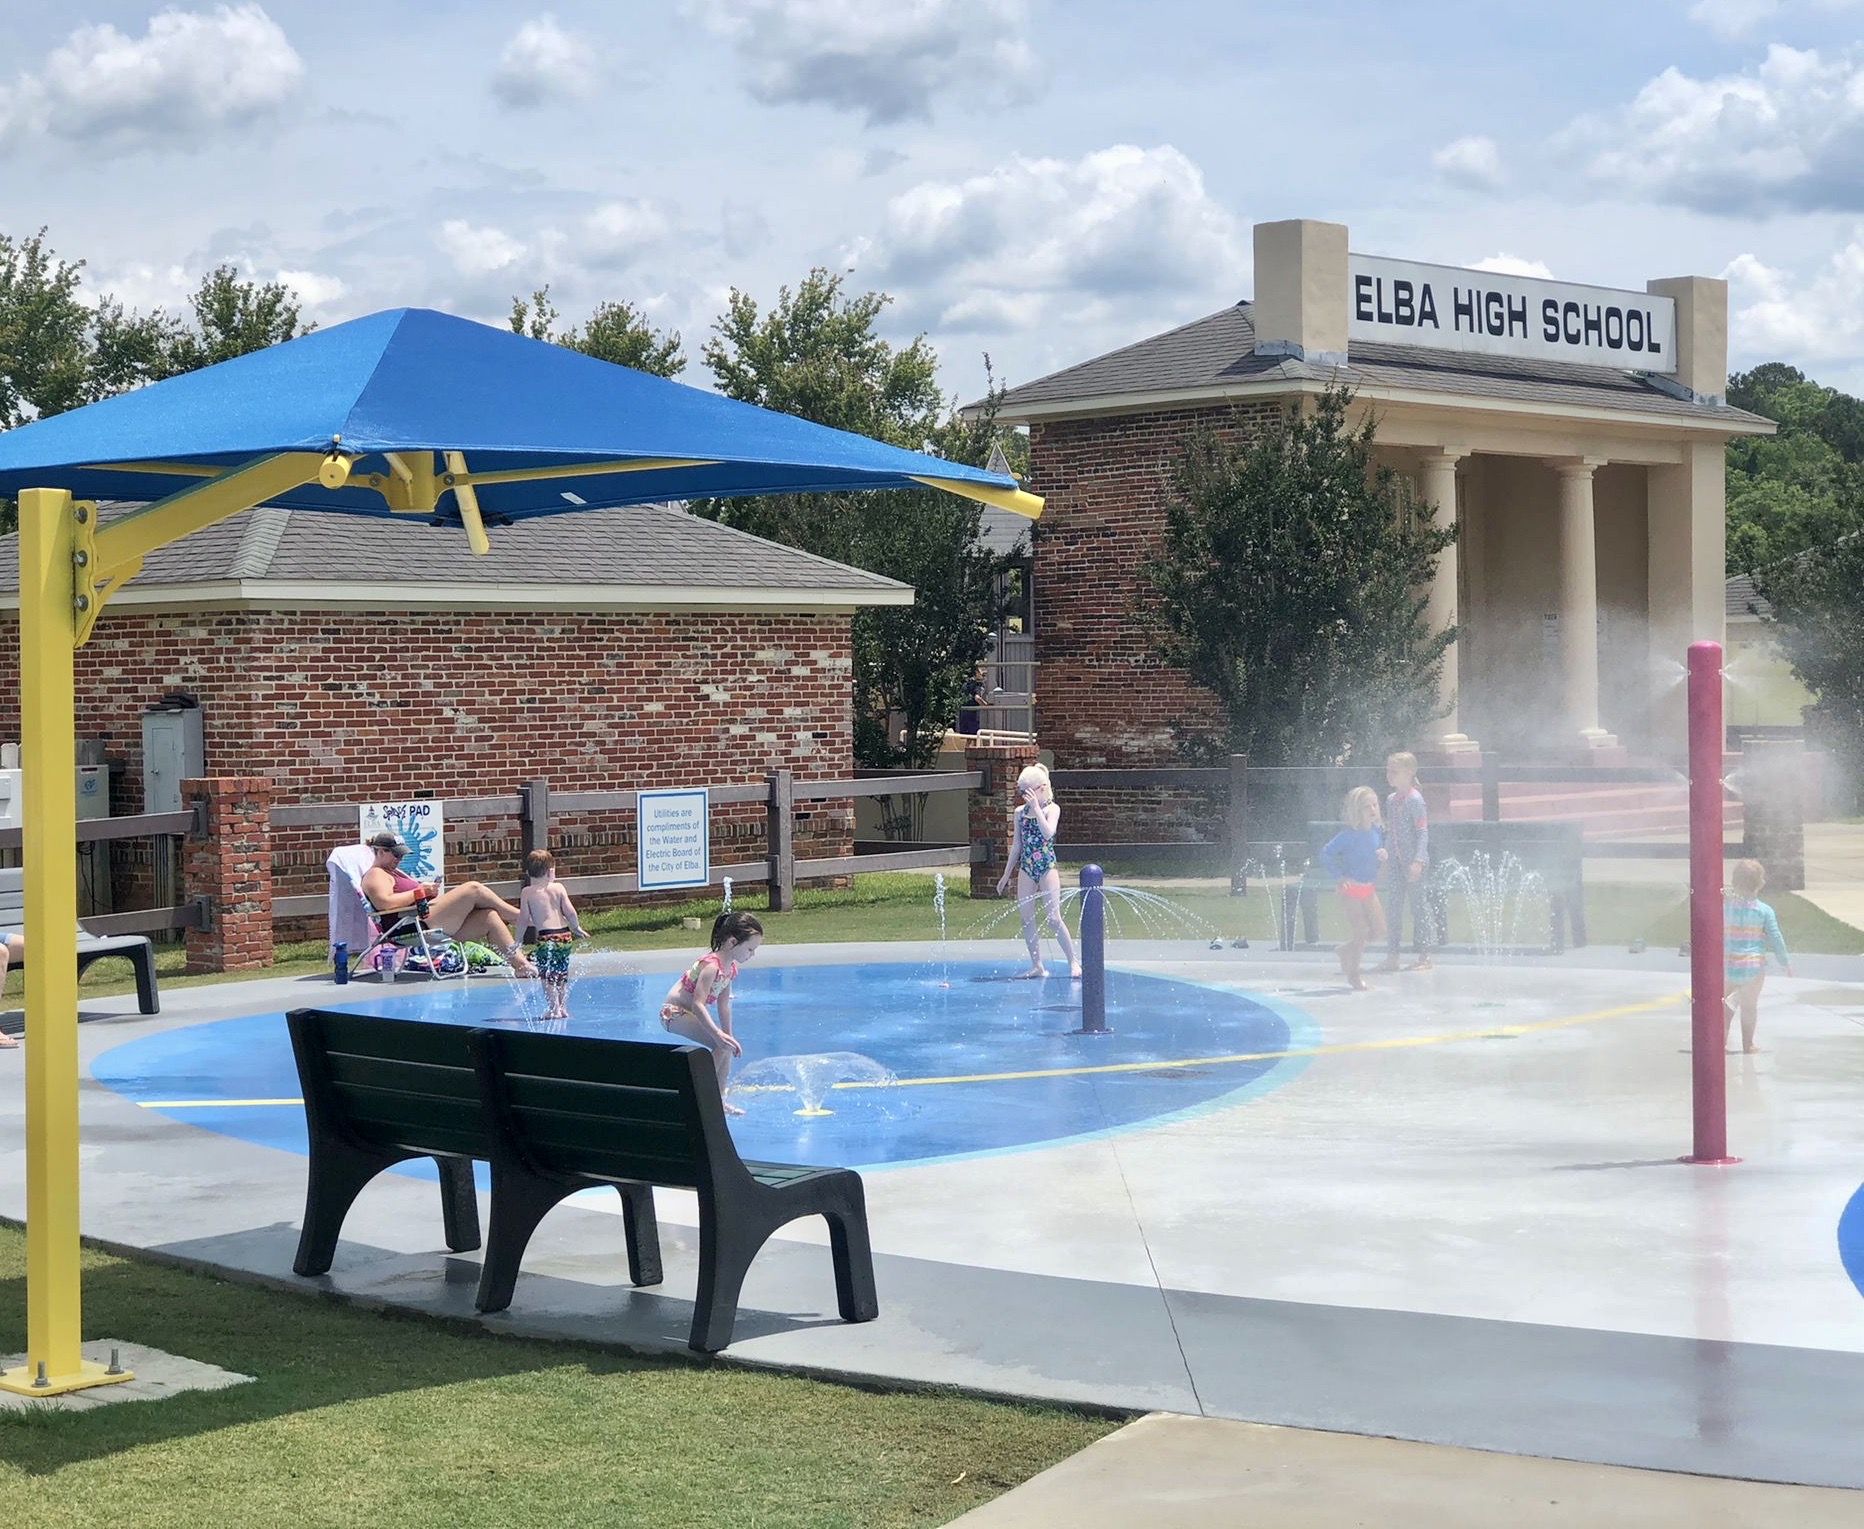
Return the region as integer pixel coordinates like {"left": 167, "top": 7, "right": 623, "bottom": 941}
{"left": 1683, "top": 641, "right": 1737, "bottom": 1165}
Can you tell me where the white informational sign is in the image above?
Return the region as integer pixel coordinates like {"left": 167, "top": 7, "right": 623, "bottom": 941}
{"left": 1347, "top": 254, "right": 1677, "bottom": 374}
{"left": 359, "top": 800, "right": 446, "bottom": 884}
{"left": 637, "top": 788, "right": 710, "bottom": 891}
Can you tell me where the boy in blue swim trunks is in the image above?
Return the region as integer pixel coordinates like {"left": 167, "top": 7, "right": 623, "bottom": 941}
{"left": 515, "top": 849, "right": 588, "bottom": 1020}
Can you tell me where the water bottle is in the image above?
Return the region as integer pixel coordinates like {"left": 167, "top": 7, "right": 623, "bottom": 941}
{"left": 332, "top": 943, "right": 348, "bottom": 984}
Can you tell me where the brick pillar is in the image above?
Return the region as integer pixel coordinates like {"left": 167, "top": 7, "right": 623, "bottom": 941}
{"left": 182, "top": 776, "right": 274, "bottom": 974}
{"left": 966, "top": 738, "right": 1040, "bottom": 898}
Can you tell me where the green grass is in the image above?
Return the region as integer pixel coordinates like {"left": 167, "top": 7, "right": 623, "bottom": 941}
{"left": 0, "top": 1225, "right": 1113, "bottom": 1527}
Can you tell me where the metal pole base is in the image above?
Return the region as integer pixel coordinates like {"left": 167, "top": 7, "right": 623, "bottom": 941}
{"left": 1068, "top": 1025, "right": 1114, "bottom": 1037}
{"left": 0, "top": 1358, "right": 135, "bottom": 1397}
{"left": 1679, "top": 1154, "right": 1742, "bottom": 1167}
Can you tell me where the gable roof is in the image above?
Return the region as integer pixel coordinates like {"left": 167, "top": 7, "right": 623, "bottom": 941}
{"left": 986, "top": 301, "right": 1775, "bottom": 434}
{"left": 0, "top": 501, "right": 912, "bottom": 614}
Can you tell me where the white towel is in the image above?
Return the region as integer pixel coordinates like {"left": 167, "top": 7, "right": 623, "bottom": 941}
{"left": 326, "top": 842, "right": 378, "bottom": 957}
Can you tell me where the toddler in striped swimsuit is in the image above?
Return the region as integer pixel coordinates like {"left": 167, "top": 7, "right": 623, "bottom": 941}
{"left": 1725, "top": 859, "right": 1792, "bottom": 1054}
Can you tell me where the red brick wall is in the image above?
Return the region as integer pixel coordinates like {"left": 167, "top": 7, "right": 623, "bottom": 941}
{"left": 0, "top": 607, "right": 856, "bottom": 918}
{"left": 1029, "top": 402, "right": 1283, "bottom": 770}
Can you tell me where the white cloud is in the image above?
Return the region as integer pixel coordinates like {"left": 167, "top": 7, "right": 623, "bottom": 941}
{"left": 491, "top": 15, "right": 603, "bottom": 108}
{"left": 1470, "top": 253, "right": 1555, "bottom": 278}
{"left": 867, "top": 144, "right": 1246, "bottom": 333}
{"left": 1724, "top": 233, "right": 1864, "bottom": 366}
{"left": 1688, "top": 0, "right": 1863, "bottom": 38}
{"left": 686, "top": 0, "right": 1040, "bottom": 125}
{"left": 437, "top": 219, "right": 529, "bottom": 278}
{"left": 1432, "top": 135, "right": 1504, "bottom": 191}
{"left": 1575, "top": 45, "right": 1864, "bottom": 213}
{"left": 275, "top": 269, "right": 346, "bottom": 308}
{"left": 580, "top": 200, "right": 672, "bottom": 268}
{"left": 0, "top": 5, "right": 304, "bottom": 157}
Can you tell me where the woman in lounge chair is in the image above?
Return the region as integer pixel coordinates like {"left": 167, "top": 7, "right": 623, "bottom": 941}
{"left": 0, "top": 928, "right": 20, "bottom": 1047}
{"left": 359, "top": 832, "right": 538, "bottom": 977}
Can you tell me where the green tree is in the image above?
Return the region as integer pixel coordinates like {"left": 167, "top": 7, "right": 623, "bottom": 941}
{"left": 697, "top": 268, "right": 1005, "bottom": 770}
{"left": 1140, "top": 387, "right": 1456, "bottom": 766}
{"left": 509, "top": 286, "right": 685, "bottom": 377}
{"left": 0, "top": 229, "right": 93, "bottom": 430}
{"left": 1725, "top": 363, "right": 1864, "bottom": 572}
{"left": 1754, "top": 533, "right": 1864, "bottom": 811}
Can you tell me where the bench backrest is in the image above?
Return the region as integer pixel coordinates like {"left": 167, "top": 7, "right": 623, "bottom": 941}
{"left": 0, "top": 866, "right": 99, "bottom": 937}
{"left": 287, "top": 1008, "right": 487, "bottom": 1161}
{"left": 474, "top": 1029, "right": 734, "bottom": 1194}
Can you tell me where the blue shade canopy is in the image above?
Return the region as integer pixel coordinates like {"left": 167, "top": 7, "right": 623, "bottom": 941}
{"left": 0, "top": 307, "right": 1036, "bottom": 524}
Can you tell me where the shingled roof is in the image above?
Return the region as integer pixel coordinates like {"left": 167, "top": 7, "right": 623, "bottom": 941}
{"left": 0, "top": 501, "right": 912, "bottom": 611}
{"left": 988, "top": 301, "right": 1774, "bottom": 432}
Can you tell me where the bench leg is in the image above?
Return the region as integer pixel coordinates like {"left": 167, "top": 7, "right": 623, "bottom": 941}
{"left": 132, "top": 947, "right": 160, "bottom": 1015}
{"left": 294, "top": 1140, "right": 398, "bottom": 1277}
{"left": 476, "top": 1167, "right": 577, "bottom": 1314}
{"left": 615, "top": 1183, "right": 663, "bottom": 1287}
{"left": 437, "top": 1156, "right": 482, "bottom": 1253}
{"left": 823, "top": 1193, "right": 879, "bottom": 1326}
{"left": 690, "top": 1212, "right": 764, "bottom": 1354}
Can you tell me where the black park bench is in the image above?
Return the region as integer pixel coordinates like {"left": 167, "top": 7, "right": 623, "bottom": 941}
{"left": 286, "top": 1008, "right": 878, "bottom": 1353}
{"left": 0, "top": 866, "right": 161, "bottom": 1015}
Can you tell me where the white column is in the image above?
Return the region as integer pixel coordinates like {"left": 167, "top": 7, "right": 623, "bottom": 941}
{"left": 1415, "top": 451, "right": 1475, "bottom": 751}
{"left": 1554, "top": 459, "right": 1615, "bottom": 746}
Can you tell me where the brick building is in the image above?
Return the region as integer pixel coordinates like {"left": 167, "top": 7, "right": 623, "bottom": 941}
{"left": 989, "top": 220, "right": 1774, "bottom": 788}
{"left": 0, "top": 501, "right": 906, "bottom": 913}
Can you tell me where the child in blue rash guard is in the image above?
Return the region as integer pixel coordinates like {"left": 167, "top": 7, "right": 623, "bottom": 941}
{"left": 1724, "top": 858, "right": 1792, "bottom": 1053}
{"left": 1320, "top": 786, "right": 1388, "bottom": 991}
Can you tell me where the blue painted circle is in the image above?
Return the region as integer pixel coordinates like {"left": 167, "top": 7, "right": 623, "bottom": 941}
{"left": 93, "top": 961, "right": 1312, "bottom": 1169}
{"left": 1840, "top": 1183, "right": 1864, "bottom": 1300}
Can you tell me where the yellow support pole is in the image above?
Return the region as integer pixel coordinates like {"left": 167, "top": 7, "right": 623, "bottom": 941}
{"left": 0, "top": 490, "right": 130, "bottom": 1395}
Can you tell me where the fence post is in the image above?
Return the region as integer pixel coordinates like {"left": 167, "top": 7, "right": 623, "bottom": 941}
{"left": 1228, "top": 754, "right": 1249, "bottom": 893}
{"left": 767, "top": 768, "right": 795, "bottom": 912}
{"left": 519, "top": 778, "right": 550, "bottom": 858}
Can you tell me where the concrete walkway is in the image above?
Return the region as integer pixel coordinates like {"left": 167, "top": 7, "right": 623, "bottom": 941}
{"left": 947, "top": 1413, "right": 1864, "bottom": 1527}
{"left": 1799, "top": 822, "right": 1864, "bottom": 933}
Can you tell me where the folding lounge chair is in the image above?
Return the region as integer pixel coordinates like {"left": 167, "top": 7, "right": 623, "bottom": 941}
{"left": 325, "top": 843, "right": 456, "bottom": 980}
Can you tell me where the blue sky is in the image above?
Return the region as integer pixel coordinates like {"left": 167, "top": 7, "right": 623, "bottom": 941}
{"left": 3, "top": 0, "right": 1862, "bottom": 397}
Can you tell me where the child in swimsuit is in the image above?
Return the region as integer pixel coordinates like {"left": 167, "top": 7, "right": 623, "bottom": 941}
{"left": 1320, "top": 786, "right": 1388, "bottom": 992}
{"left": 993, "top": 763, "right": 1080, "bottom": 979}
{"left": 1724, "top": 858, "right": 1792, "bottom": 1053}
{"left": 515, "top": 849, "right": 589, "bottom": 1020}
{"left": 659, "top": 910, "right": 764, "bottom": 1112}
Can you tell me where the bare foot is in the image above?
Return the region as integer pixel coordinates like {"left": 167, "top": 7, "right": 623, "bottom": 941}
{"left": 1349, "top": 977, "right": 1369, "bottom": 992}
{"left": 0, "top": 1032, "right": 17, "bottom": 1049}
{"left": 1743, "top": 1044, "right": 1762, "bottom": 1053}
{"left": 1406, "top": 958, "right": 1434, "bottom": 973}
{"left": 723, "top": 1101, "right": 746, "bottom": 1117}
{"left": 1014, "top": 966, "right": 1048, "bottom": 979}
{"left": 1371, "top": 959, "right": 1401, "bottom": 974}
{"left": 1070, "top": 965, "right": 1083, "bottom": 979}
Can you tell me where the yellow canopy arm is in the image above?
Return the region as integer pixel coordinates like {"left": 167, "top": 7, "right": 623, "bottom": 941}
{"left": 909, "top": 475, "right": 1044, "bottom": 519}
{"left": 444, "top": 452, "right": 490, "bottom": 556}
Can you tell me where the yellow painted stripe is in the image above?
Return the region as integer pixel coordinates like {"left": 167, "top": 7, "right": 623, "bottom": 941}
{"left": 134, "top": 991, "right": 1685, "bottom": 1109}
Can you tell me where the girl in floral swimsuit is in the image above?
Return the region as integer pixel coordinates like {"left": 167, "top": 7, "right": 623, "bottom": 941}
{"left": 659, "top": 911, "right": 764, "bottom": 1112}
{"left": 994, "top": 763, "right": 1080, "bottom": 979}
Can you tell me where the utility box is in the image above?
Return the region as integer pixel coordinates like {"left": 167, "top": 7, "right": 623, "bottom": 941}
{"left": 0, "top": 769, "right": 20, "bottom": 832}
{"left": 144, "top": 699, "right": 204, "bottom": 922}
{"left": 142, "top": 700, "right": 205, "bottom": 815}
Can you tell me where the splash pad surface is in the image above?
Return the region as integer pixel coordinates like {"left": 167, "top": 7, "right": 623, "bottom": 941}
{"left": 92, "top": 960, "right": 1314, "bottom": 1169}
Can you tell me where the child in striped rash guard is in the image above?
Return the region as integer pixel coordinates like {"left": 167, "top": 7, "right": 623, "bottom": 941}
{"left": 1725, "top": 859, "right": 1792, "bottom": 1054}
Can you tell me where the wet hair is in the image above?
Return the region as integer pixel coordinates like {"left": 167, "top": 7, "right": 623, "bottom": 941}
{"left": 712, "top": 911, "right": 764, "bottom": 950}
{"left": 1342, "top": 786, "right": 1381, "bottom": 831}
{"left": 1015, "top": 763, "right": 1051, "bottom": 803}
{"left": 1730, "top": 859, "right": 1767, "bottom": 897}
{"left": 1386, "top": 751, "right": 1418, "bottom": 778}
{"left": 523, "top": 849, "right": 554, "bottom": 882}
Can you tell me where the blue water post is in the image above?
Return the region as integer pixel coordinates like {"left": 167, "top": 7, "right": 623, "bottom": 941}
{"left": 1074, "top": 863, "right": 1110, "bottom": 1035}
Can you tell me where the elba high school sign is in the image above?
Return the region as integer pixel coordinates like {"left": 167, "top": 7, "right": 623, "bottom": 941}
{"left": 1347, "top": 254, "right": 1678, "bottom": 374}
